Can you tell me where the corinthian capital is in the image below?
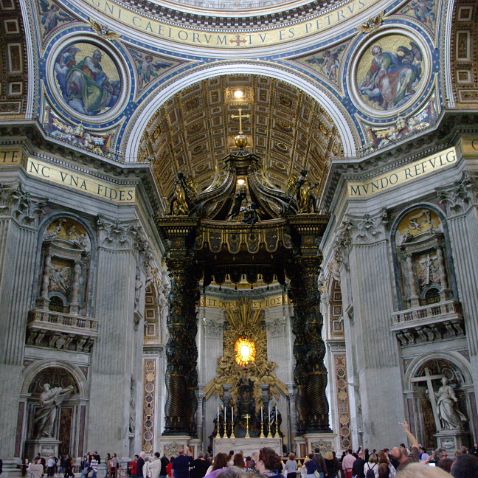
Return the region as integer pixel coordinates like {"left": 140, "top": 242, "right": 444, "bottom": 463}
{"left": 333, "top": 209, "right": 389, "bottom": 264}
{"left": 0, "top": 183, "right": 47, "bottom": 227}
{"left": 348, "top": 209, "right": 389, "bottom": 244}
{"left": 438, "top": 173, "right": 477, "bottom": 215}
{"left": 96, "top": 216, "right": 140, "bottom": 249}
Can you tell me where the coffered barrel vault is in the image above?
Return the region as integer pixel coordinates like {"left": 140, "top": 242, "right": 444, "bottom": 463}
{"left": 139, "top": 75, "right": 342, "bottom": 201}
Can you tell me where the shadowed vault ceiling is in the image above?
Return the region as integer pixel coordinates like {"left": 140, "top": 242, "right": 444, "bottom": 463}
{"left": 139, "top": 75, "right": 343, "bottom": 201}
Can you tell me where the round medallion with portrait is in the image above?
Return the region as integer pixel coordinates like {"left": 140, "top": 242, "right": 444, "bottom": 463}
{"left": 53, "top": 41, "right": 122, "bottom": 117}
{"left": 353, "top": 32, "right": 429, "bottom": 115}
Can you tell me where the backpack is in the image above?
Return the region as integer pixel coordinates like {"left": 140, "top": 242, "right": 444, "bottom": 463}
{"left": 365, "top": 464, "right": 376, "bottom": 478}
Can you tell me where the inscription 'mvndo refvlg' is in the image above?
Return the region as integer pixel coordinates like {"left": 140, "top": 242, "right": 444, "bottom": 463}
{"left": 26, "top": 157, "right": 135, "bottom": 203}
{"left": 348, "top": 147, "right": 458, "bottom": 198}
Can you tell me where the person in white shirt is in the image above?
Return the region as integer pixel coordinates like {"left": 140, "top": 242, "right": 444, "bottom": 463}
{"left": 28, "top": 459, "right": 45, "bottom": 478}
{"left": 145, "top": 453, "right": 162, "bottom": 478}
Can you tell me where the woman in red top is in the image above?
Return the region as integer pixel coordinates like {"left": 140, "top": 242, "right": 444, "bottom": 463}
{"left": 128, "top": 456, "right": 138, "bottom": 477}
{"left": 166, "top": 458, "right": 174, "bottom": 478}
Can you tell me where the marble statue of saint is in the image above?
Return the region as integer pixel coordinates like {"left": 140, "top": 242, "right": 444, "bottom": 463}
{"left": 435, "top": 377, "right": 467, "bottom": 430}
{"left": 34, "top": 383, "right": 74, "bottom": 438}
{"left": 134, "top": 274, "right": 143, "bottom": 310}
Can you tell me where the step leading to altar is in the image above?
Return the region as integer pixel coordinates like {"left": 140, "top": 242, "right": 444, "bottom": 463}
{"left": 213, "top": 437, "right": 282, "bottom": 456}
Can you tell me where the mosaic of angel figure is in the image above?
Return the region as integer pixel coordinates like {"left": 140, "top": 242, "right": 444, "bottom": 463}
{"left": 358, "top": 40, "right": 423, "bottom": 111}
{"left": 130, "top": 50, "right": 172, "bottom": 89}
{"left": 54, "top": 44, "right": 121, "bottom": 116}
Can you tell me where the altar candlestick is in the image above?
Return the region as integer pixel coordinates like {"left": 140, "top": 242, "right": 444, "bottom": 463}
{"left": 216, "top": 406, "right": 221, "bottom": 439}
{"left": 230, "top": 406, "right": 235, "bottom": 439}
{"left": 274, "top": 406, "right": 280, "bottom": 438}
{"left": 259, "top": 406, "right": 265, "bottom": 439}
{"left": 224, "top": 406, "right": 227, "bottom": 438}
{"left": 267, "top": 402, "right": 272, "bottom": 438}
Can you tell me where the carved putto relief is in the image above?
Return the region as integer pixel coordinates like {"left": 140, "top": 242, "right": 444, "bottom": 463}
{"left": 396, "top": 208, "right": 442, "bottom": 245}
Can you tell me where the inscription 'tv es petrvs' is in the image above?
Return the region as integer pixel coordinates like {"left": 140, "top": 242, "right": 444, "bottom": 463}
{"left": 348, "top": 147, "right": 457, "bottom": 198}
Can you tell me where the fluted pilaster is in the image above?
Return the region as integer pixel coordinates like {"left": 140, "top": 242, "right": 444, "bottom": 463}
{"left": 336, "top": 211, "right": 405, "bottom": 448}
{"left": 0, "top": 184, "right": 45, "bottom": 459}
{"left": 87, "top": 217, "right": 142, "bottom": 456}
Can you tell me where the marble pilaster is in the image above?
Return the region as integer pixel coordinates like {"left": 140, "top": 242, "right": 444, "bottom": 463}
{"left": 439, "top": 174, "right": 478, "bottom": 407}
{"left": 337, "top": 211, "right": 405, "bottom": 448}
{"left": 0, "top": 184, "right": 45, "bottom": 460}
{"left": 87, "top": 217, "right": 141, "bottom": 456}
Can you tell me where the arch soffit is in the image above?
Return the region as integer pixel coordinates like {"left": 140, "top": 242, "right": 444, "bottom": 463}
{"left": 389, "top": 202, "right": 447, "bottom": 241}
{"left": 21, "top": 360, "right": 88, "bottom": 398}
{"left": 37, "top": 211, "right": 96, "bottom": 247}
{"left": 123, "top": 61, "right": 359, "bottom": 161}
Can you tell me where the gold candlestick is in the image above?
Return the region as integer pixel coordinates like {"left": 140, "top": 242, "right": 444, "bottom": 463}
{"left": 259, "top": 413, "right": 265, "bottom": 439}
{"left": 230, "top": 406, "right": 236, "bottom": 439}
{"left": 215, "top": 407, "right": 221, "bottom": 439}
{"left": 267, "top": 417, "right": 272, "bottom": 438}
{"left": 244, "top": 414, "right": 251, "bottom": 439}
{"left": 274, "top": 407, "right": 280, "bottom": 438}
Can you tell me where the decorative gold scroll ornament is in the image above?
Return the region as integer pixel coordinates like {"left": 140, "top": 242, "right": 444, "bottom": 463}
{"left": 204, "top": 299, "right": 288, "bottom": 409}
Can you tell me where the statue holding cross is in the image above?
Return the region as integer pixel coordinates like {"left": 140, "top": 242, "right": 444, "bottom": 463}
{"left": 412, "top": 368, "right": 467, "bottom": 432}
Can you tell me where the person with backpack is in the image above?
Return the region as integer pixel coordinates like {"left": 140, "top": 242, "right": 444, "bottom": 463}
{"left": 364, "top": 454, "right": 379, "bottom": 478}
{"left": 351, "top": 450, "right": 365, "bottom": 478}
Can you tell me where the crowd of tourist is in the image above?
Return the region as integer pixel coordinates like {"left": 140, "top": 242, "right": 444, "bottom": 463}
{"left": 24, "top": 423, "right": 478, "bottom": 478}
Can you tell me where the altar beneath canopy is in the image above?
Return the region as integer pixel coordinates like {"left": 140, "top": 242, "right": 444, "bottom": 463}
{"left": 213, "top": 437, "right": 282, "bottom": 457}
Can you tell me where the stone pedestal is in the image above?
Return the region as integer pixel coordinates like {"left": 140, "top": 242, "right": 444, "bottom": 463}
{"left": 213, "top": 437, "right": 282, "bottom": 456}
{"left": 25, "top": 438, "right": 61, "bottom": 459}
{"left": 435, "top": 430, "right": 469, "bottom": 455}
{"left": 293, "top": 436, "right": 306, "bottom": 458}
{"left": 302, "top": 433, "right": 338, "bottom": 455}
{"left": 160, "top": 435, "right": 192, "bottom": 458}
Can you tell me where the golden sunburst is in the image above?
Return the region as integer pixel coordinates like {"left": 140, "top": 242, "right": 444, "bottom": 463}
{"left": 234, "top": 338, "right": 256, "bottom": 366}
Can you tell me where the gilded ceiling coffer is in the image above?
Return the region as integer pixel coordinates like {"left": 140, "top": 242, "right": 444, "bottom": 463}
{"left": 157, "top": 138, "right": 331, "bottom": 436}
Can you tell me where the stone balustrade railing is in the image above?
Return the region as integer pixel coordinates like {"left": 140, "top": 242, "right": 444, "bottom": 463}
{"left": 392, "top": 300, "right": 462, "bottom": 326}
{"left": 26, "top": 309, "right": 98, "bottom": 352}
{"left": 391, "top": 300, "right": 465, "bottom": 345}
{"left": 28, "top": 309, "right": 98, "bottom": 332}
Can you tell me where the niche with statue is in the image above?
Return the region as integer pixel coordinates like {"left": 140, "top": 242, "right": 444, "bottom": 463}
{"left": 27, "top": 218, "right": 95, "bottom": 352}
{"left": 409, "top": 358, "right": 473, "bottom": 453}
{"left": 36, "top": 218, "right": 91, "bottom": 315}
{"left": 395, "top": 208, "right": 453, "bottom": 309}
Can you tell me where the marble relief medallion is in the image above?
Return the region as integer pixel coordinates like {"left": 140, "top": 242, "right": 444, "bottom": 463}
{"left": 51, "top": 40, "right": 124, "bottom": 120}
{"left": 352, "top": 31, "right": 430, "bottom": 117}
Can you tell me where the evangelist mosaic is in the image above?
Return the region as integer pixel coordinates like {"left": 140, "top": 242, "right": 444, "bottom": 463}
{"left": 53, "top": 42, "right": 122, "bottom": 116}
{"left": 355, "top": 33, "right": 426, "bottom": 113}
